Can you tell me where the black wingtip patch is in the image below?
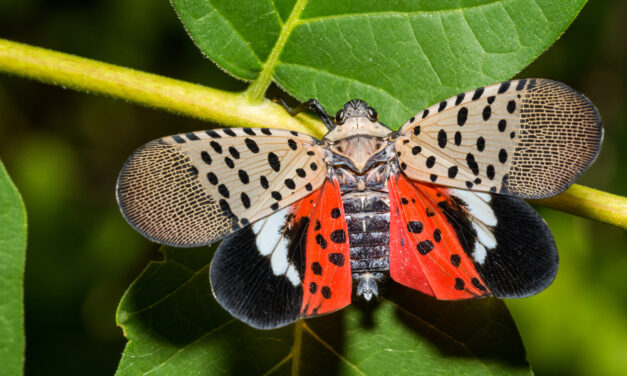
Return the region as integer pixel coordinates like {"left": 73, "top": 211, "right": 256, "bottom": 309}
{"left": 210, "top": 226, "right": 304, "bottom": 329}
{"left": 476, "top": 195, "right": 558, "bottom": 298}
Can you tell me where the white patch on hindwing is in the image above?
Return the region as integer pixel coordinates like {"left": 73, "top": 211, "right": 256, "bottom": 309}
{"left": 449, "top": 189, "right": 497, "bottom": 226}
{"left": 472, "top": 222, "right": 497, "bottom": 249}
{"left": 251, "top": 207, "right": 301, "bottom": 286}
{"left": 450, "top": 188, "right": 497, "bottom": 265}
{"left": 473, "top": 243, "right": 488, "bottom": 264}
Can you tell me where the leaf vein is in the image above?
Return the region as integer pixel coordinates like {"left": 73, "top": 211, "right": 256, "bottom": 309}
{"left": 298, "top": 2, "right": 505, "bottom": 24}
{"left": 303, "top": 322, "right": 366, "bottom": 375}
{"left": 406, "top": 16, "right": 443, "bottom": 86}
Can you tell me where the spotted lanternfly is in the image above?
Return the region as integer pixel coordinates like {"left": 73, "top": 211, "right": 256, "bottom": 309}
{"left": 117, "top": 79, "right": 603, "bottom": 329}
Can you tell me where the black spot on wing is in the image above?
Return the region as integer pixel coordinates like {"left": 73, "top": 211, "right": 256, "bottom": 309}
{"left": 448, "top": 166, "right": 458, "bottom": 178}
{"left": 454, "top": 131, "right": 462, "bottom": 146}
{"left": 228, "top": 146, "right": 240, "bottom": 159}
{"left": 311, "top": 262, "right": 323, "bottom": 275}
{"left": 455, "top": 93, "right": 465, "bottom": 105}
{"left": 426, "top": 156, "right": 436, "bottom": 168}
{"left": 482, "top": 106, "right": 491, "bottom": 121}
{"left": 498, "top": 81, "right": 511, "bottom": 93}
{"left": 207, "top": 172, "right": 218, "bottom": 185}
{"left": 450, "top": 254, "right": 461, "bottom": 267}
{"left": 417, "top": 240, "right": 434, "bottom": 255}
{"left": 466, "top": 153, "right": 479, "bottom": 175}
{"left": 498, "top": 119, "right": 507, "bottom": 132}
{"left": 328, "top": 253, "right": 345, "bottom": 267}
{"left": 185, "top": 132, "right": 200, "bottom": 141}
{"left": 407, "top": 221, "right": 423, "bottom": 234}
{"left": 457, "top": 107, "right": 468, "bottom": 126}
{"left": 285, "top": 179, "right": 296, "bottom": 190}
{"left": 472, "top": 87, "right": 484, "bottom": 100}
{"left": 288, "top": 139, "right": 298, "bottom": 150}
{"left": 201, "top": 151, "right": 212, "bottom": 165}
{"left": 516, "top": 79, "right": 527, "bottom": 90}
{"left": 268, "top": 153, "right": 281, "bottom": 172}
{"left": 241, "top": 192, "right": 251, "bottom": 208}
{"left": 437, "top": 130, "right": 447, "bottom": 148}
{"left": 245, "top": 138, "right": 260, "bottom": 153}
{"left": 477, "top": 137, "right": 486, "bottom": 152}
{"left": 238, "top": 170, "right": 250, "bottom": 184}
{"left": 206, "top": 130, "right": 221, "bottom": 138}
{"left": 210, "top": 141, "right": 222, "bottom": 154}
{"left": 330, "top": 229, "right": 346, "bottom": 244}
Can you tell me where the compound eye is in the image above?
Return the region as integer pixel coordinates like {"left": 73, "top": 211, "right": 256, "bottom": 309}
{"left": 366, "top": 106, "right": 378, "bottom": 121}
{"left": 335, "top": 109, "right": 346, "bottom": 125}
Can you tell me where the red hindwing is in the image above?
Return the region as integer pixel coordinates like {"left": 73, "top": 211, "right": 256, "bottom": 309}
{"left": 300, "top": 178, "right": 352, "bottom": 316}
{"left": 388, "top": 173, "right": 491, "bottom": 299}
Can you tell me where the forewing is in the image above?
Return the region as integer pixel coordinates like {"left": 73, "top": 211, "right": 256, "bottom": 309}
{"left": 389, "top": 173, "right": 558, "bottom": 300}
{"left": 395, "top": 79, "right": 603, "bottom": 199}
{"left": 300, "top": 178, "right": 352, "bottom": 317}
{"left": 116, "top": 128, "right": 326, "bottom": 247}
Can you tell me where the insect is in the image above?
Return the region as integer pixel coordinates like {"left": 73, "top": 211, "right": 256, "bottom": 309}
{"left": 117, "top": 79, "right": 603, "bottom": 329}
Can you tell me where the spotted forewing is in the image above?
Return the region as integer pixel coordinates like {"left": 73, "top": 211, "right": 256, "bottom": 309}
{"left": 117, "top": 128, "right": 326, "bottom": 247}
{"left": 396, "top": 79, "right": 602, "bottom": 198}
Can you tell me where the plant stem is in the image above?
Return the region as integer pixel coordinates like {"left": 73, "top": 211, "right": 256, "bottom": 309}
{"left": 0, "top": 38, "right": 327, "bottom": 137}
{"left": 290, "top": 320, "right": 303, "bottom": 376}
{"left": 0, "top": 38, "right": 625, "bottom": 228}
{"left": 245, "top": 0, "right": 308, "bottom": 102}
{"left": 530, "top": 185, "right": 627, "bottom": 229}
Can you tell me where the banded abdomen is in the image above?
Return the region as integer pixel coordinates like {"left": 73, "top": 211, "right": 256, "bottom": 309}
{"left": 342, "top": 191, "right": 390, "bottom": 299}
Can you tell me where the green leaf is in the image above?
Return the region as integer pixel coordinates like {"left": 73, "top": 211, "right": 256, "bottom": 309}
{"left": 0, "top": 160, "right": 27, "bottom": 376}
{"left": 116, "top": 246, "right": 529, "bottom": 375}
{"left": 172, "top": 0, "right": 587, "bottom": 126}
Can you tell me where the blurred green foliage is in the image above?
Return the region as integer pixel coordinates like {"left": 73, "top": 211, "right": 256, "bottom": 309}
{"left": 0, "top": 0, "right": 625, "bottom": 375}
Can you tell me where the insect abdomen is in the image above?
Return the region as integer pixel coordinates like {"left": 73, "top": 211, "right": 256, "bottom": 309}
{"left": 342, "top": 192, "right": 390, "bottom": 275}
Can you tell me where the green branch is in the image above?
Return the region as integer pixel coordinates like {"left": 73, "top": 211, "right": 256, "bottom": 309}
{"left": 0, "top": 38, "right": 327, "bottom": 137}
{"left": 530, "top": 185, "right": 627, "bottom": 229}
{"left": 0, "top": 38, "right": 625, "bottom": 229}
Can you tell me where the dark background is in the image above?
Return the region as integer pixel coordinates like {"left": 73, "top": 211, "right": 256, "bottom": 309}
{"left": 0, "top": 0, "right": 625, "bottom": 375}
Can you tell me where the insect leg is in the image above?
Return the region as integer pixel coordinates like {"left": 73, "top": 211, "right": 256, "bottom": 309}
{"left": 274, "top": 98, "right": 335, "bottom": 130}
